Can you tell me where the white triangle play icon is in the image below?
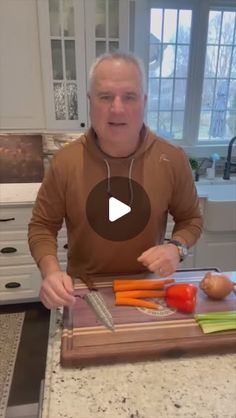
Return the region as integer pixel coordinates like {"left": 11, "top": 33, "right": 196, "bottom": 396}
{"left": 109, "top": 197, "right": 131, "bottom": 222}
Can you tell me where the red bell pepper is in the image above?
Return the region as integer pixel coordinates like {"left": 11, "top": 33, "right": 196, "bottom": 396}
{"left": 165, "top": 283, "right": 197, "bottom": 313}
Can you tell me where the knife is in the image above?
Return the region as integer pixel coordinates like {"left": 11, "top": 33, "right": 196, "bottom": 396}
{"left": 75, "top": 273, "right": 115, "bottom": 332}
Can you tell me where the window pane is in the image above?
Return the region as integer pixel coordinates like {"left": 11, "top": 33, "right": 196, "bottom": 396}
{"left": 199, "top": 111, "right": 211, "bottom": 139}
{"left": 149, "top": 42, "right": 161, "bottom": 77}
{"left": 176, "top": 45, "right": 189, "bottom": 77}
{"left": 178, "top": 10, "right": 192, "bottom": 43}
{"left": 160, "top": 79, "right": 173, "bottom": 110}
{"left": 204, "top": 46, "right": 218, "bottom": 77}
{"left": 226, "top": 110, "right": 236, "bottom": 137}
{"left": 96, "top": 41, "right": 106, "bottom": 56}
{"left": 173, "top": 79, "right": 186, "bottom": 110}
{"left": 65, "top": 40, "right": 76, "bottom": 80}
{"left": 67, "top": 83, "right": 78, "bottom": 120}
{"left": 63, "top": 0, "right": 74, "bottom": 36}
{"left": 201, "top": 79, "right": 215, "bottom": 110}
{"left": 147, "top": 111, "right": 158, "bottom": 132}
{"left": 49, "top": 0, "right": 61, "bottom": 36}
{"left": 150, "top": 8, "right": 162, "bottom": 41}
{"left": 54, "top": 83, "right": 66, "bottom": 120}
{"left": 148, "top": 7, "right": 191, "bottom": 139}
{"left": 163, "top": 9, "right": 177, "bottom": 43}
{"left": 200, "top": 8, "right": 235, "bottom": 141}
{"left": 207, "top": 11, "right": 221, "bottom": 44}
{"left": 172, "top": 111, "right": 184, "bottom": 139}
{"left": 51, "top": 40, "right": 63, "bottom": 80}
{"left": 148, "top": 78, "right": 160, "bottom": 111}
{"left": 231, "top": 47, "right": 236, "bottom": 77}
{"left": 217, "top": 46, "right": 232, "bottom": 77}
{"left": 109, "top": 0, "right": 119, "bottom": 38}
{"left": 109, "top": 41, "right": 119, "bottom": 52}
{"left": 228, "top": 80, "right": 236, "bottom": 110}
{"left": 158, "top": 111, "right": 172, "bottom": 138}
{"left": 221, "top": 11, "right": 235, "bottom": 45}
{"left": 161, "top": 44, "right": 175, "bottom": 77}
{"left": 96, "top": 0, "right": 106, "bottom": 38}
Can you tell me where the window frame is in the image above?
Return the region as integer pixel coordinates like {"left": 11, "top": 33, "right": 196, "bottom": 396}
{"left": 134, "top": 0, "right": 236, "bottom": 157}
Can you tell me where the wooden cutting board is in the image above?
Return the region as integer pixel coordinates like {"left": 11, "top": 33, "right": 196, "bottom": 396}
{"left": 61, "top": 272, "right": 236, "bottom": 367}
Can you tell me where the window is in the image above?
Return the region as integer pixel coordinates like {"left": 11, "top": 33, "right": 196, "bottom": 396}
{"left": 144, "top": 0, "right": 236, "bottom": 147}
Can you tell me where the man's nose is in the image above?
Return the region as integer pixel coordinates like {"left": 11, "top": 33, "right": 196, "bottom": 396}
{"left": 111, "top": 96, "right": 124, "bottom": 112}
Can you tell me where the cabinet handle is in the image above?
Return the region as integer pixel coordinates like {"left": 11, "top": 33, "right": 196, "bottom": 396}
{"left": 63, "top": 243, "right": 68, "bottom": 249}
{"left": 1, "top": 246, "right": 17, "bottom": 253}
{"left": 80, "top": 122, "right": 85, "bottom": 128}
{"left": 0, "top": 217, "right": 15, "bottom": 222}
{"left": 5, "top": 282, "right": 21, "bottom": 288}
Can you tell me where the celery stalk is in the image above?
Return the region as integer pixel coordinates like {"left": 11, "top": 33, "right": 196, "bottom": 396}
{"left": 195, "top": 311, "right": 236, "bottom": 322}
{"left": 198, "top": 320, "right": 236, "bottom": 334}
{"left": 195, "top": 311, "right": 236, "bottom": 334}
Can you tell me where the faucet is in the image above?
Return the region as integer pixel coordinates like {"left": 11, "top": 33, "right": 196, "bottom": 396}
{"left": 223, "top": 136, "right": 236, "bottom": 180}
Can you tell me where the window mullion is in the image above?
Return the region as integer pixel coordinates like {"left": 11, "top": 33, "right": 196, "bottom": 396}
{"left": 183, "top": 1, "right": 210, "bottom": 145}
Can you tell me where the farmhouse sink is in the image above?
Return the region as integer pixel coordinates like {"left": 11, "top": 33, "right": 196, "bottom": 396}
{"left": 196, "top": 181, "right": 236, "bottom": 232}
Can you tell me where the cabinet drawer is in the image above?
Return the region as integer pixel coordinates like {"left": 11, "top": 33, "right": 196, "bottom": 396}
{"left": 0, "top": 206, "right": 33, "bottom": 231}
{"left": 0, "top": 269, "right": 41, "bottom": 304}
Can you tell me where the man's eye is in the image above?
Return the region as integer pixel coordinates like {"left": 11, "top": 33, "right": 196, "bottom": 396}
{"left": 124, "top": 94, "right": 137, "bottom": 101}
{"left": 99, "top": 95, "right": 112, "bottom": 101}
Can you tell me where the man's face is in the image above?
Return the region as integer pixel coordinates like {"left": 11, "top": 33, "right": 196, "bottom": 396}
{"left": 88, "top": 59, "right": 147, "bottom": 155}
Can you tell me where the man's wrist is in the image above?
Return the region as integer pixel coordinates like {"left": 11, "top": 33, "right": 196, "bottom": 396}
{"left": 38, "top": 255, "right": 61, "bottom": 279}
{"left": 167, "top": 239, "right": 188, "bottom": 262}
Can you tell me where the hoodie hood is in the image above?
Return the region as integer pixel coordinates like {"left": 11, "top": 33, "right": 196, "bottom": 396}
{"left": 81, "top": 124, "right": 157, "bottom": 206}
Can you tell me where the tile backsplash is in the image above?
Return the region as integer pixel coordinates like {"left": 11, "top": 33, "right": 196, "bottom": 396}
{"left": 0, "top": 134, "right": 44, "bottom": 183}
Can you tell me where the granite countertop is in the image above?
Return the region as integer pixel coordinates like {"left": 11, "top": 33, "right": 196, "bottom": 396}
{"left": 1, "top": 177, "right": 235, "bottom": 205}
{"left": 0, "top": 183, "right": 41, "bottom": 204}
{"left": 41, "top": 280, "right": 236, "bottom": 418}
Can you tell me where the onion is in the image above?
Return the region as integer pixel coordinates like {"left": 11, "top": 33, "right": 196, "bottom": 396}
{"left": 199, "top": 272, "right": 234, "bottom": 300}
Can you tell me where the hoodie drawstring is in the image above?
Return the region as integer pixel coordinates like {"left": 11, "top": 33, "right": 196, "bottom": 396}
{"left": 103, "top": 158, "right": 135, "bottom": 207}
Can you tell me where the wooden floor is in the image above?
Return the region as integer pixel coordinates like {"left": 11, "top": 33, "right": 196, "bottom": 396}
{"left": 0, "top": 302, "right": 50, "bottom": 415}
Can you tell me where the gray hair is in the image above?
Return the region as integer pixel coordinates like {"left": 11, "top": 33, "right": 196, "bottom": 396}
{"left": 88, "top": 51, "right": 147, "bottom": 94}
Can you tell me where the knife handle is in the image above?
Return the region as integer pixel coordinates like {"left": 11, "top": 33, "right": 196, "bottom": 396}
{"left": 75, "top": 273, "right": 97, "bottom": 291}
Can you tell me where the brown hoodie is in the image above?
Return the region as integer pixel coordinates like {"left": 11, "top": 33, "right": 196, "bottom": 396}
{"left": 28, "top": 126, "right": 203, "bottom": 277}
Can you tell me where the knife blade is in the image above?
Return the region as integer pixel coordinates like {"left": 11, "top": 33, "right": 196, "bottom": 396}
{"left": 75, "top": 273, "right": 115, "bottom": 332}
{"left": 83, "top": 290, "right": 115, "bottom": 331}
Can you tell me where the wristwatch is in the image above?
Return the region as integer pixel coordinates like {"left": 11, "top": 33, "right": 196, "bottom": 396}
{"left": 168, "top": 239, "right": 188, "bottom": 262}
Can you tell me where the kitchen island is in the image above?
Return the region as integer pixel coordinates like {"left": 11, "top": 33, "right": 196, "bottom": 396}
{"left": 41, "top": 273, "right": 236, "bottom": 418}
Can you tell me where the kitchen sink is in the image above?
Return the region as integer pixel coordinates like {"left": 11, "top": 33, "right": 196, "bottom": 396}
{"left": 196, "top": 181, "right": 236, "bottom": 232}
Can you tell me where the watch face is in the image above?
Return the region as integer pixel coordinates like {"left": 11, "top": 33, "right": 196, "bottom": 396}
{"left": 182, "top": 245, "right": 188, "bottom": 257}
{"left": 168, "top": 240, "right": 188, "bottom": 261}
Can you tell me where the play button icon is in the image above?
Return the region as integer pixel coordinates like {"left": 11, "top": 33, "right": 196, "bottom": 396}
{"left": 86, "top": 176, "right": 151, "bottom": 241}
{"left": 109, "top": 197, "right": 131, "bottom": 222}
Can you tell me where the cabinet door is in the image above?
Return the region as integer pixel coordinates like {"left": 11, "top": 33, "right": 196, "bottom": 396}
{"left": 0, "top": 0, "right": 45, "bottom": 129}
{"left": 85, "top": 0, "right": 130, "bottom": 72}
{"left": 195, "top": 234, "right": 236, "bottom": 271}
{"left": 38, "top": 0, "right": 130, "bottom": 131}
{"left": 38, "top": 0, "right": 88, "bottom": 131}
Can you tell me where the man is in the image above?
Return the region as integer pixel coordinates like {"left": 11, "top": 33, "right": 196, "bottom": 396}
{"left": 28, "top": 52, "right": 203, "bottom": 309}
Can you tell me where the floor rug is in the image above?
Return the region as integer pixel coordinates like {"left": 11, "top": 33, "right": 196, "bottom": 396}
{"left": 0, "top": 312, "right": 25, "bottom": 418}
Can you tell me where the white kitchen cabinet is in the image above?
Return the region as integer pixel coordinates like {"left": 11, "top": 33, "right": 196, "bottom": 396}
{"left": 38, "top": 0, "right": 130, "bottom": 131}
{"left": 0, "top": 203, "right": 68, "bottom": 304}
{"left": 195, "top": 233, "right": 236, "bottom": 271}
{"left": 194, "top": 197, "right": 236, "bottom": 271}
{"left": 0, "top": 0, "right": 45, "bottom": 129}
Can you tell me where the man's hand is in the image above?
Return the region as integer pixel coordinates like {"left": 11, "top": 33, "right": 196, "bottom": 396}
{"left": 40, "top": 271, "right": 76, "bottom": 309}
{"left": 137, "top": 244, "right": 180, "bottom": 277}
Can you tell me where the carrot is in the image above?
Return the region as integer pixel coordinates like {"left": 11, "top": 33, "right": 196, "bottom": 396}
{"left": 115, "top": 290, "right": 166, "bottom": 299}
{"left": 115, "top": 296, "right": 160, "bottom": 310}
{"left": 113, "top": 278, "right": 175, "bottom": 292}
